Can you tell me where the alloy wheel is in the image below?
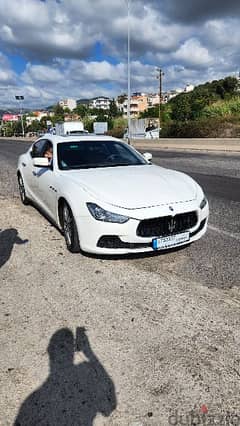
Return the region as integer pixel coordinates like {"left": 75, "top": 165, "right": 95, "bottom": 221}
{"left": 63, "top": 204, "right": 73, "bottom": 247}
{"left": 18, "top": 174, "right": 28, "bottom": 205}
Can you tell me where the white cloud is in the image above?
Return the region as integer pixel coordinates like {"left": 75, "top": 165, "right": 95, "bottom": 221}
{"left": 0, "top": 0, "right": 98, "bottom": 59}
{"left": 68, "top": 60, "right": 126, "bottom": 83}
{"left": 0, "top": 0, "right": 239, "bottom": 108}
{"left": 0, "top": 52, "right": 17, "bottom": 85}
{"left": 173, "top": 38, "right": 213, "bottom": 68}
{"left": 22, "top": 64, "right": 63, "bottom": 84}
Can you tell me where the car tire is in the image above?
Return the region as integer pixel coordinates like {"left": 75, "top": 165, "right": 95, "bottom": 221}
{"left": 18, "top": 173, "right": 29, "bottom": 205}
{"left": 62, "top": 202, "right": 80, "bottom": 253}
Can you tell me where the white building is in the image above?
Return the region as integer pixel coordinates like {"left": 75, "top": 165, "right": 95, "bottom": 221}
{"left": 147, "top": 93, "right": 160, "bottom": 107}
{"left": 89, "top": 97, "right": 111, "bottom": 110}
{"left": 59, "top": 98, "right": 77, "bottom": 111}
{"left": 167, "top": 88, "right": 184, "bottom": 101}
{"left": 184, "top": 84, "right": 194, "bottom": 93}
{"left": 117, "top": 93, "right": 149, "bottom": 117}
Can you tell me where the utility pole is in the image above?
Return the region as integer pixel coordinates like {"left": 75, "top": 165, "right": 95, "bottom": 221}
{"left": 127, "top": 0, "right": 131, "bottom": 145}
{"left": 156, "top": 68, "right": 164, "bottom": 138}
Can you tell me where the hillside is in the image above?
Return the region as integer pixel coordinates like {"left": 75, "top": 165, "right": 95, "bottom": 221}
{"left": 161, "top": 76, "right": 240, "bottom": 137}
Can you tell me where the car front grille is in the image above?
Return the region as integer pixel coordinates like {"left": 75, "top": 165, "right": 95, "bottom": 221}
{"left": 137, "top": 211, "right": 198, "bottom": 238}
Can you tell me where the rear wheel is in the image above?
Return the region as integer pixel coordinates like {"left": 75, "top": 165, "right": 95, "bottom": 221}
{"left": 62, "top": 202, "right": 80, "bottom": 253}
{"left": 18, "top": 174, "right": 29, "bottom": 205}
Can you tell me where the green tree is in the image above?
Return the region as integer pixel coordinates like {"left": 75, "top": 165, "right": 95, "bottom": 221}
{"left": 95, "top": 110, "right": 107, "bottom": 122}
{"left": 12, "top": 120, "right": 26, "bottom": 136}
{"left": 223, "top": 76, "right": 239, "bottom": 95}
{"left": 170, "top": 94, "right": 192, "bottom": 121}
{"left": 27, "top": 120, "right": 41, "bottom": 133}
{"left": 140, "top": 103, "right": 171, "bottom": 125}
{"left": 83, "top": 117, "right": 94, "bottom": 132}
{"left": 53, "top": 104, "right": 65, "bottom": 122}
{"left": 63, "top": 107, "right": 71, "bottom": 114}
{"left": 40, "top": 116, "right": 48, "bottom": 130}
{"left": 117, "top": 94, "right": 127, "bottom": 104}
{"left": 109, "top": 99, "right": 120, "bottom": 118}
{"left": 4, "top": 122, "right": 14, "bottom": 137}
{"left": 73, "top": 104, "right": 88, "bottom": 118}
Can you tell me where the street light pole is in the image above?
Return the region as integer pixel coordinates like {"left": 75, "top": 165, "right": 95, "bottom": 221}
{"left": 156, "top": 68, "right": 164, "bottom": 139}
{"left": 127, "top": 0, "right": 131, "bottom": 145}
{"left": 15, "top": 95, "right": 25, "bottom": 137}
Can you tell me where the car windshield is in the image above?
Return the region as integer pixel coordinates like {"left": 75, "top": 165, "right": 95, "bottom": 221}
{"left": 57, "top": 140, "right": 147, "bottom": 170}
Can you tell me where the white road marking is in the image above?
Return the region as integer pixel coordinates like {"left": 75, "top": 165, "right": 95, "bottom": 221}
{"left": 208, "top": 224, "right": 240, "bottom": 241}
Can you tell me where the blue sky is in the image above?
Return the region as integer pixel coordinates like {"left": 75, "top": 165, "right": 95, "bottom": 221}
{"left": 0, "top": 0, "right": 239, "bottom": 109}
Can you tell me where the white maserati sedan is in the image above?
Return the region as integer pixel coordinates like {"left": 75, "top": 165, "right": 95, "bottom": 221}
{"left": 17, "top": 135, "right": 209, "bottom": 254}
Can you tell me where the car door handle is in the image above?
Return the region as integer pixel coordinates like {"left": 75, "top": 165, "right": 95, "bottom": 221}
{"left": 32, "top": 171, "right": 37, "bottom": 176}
{"left": 22, "top": 162, "right": 26, "bottom": 167}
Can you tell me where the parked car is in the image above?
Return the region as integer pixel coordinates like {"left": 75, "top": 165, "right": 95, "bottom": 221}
{"left": 17, "top": 134, "right": 209, "bottom": 254}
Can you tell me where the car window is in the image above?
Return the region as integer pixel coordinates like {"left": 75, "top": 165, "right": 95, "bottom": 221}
{"left": 57, "top": 140, "right": 147, "bottom": 170}
{"left": 31, "top": 139, "right": 53, "bottom": 158}
{"left": 31, "top": 139, "right": 48, "bottom": 157}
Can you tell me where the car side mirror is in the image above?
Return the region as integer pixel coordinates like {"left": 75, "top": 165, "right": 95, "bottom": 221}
{"left": 33, "top": 157, "right": 50, "bottom": 167}
{"left": 143, "top": 152, "right": 152, "bottom": 163}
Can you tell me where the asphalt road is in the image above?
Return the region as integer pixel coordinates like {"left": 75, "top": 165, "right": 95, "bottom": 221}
{"left": 1, "top": 138, "right": 240, "bottom": 425}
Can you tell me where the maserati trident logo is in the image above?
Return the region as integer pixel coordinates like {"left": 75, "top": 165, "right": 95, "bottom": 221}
{"left": 168, "top": 217, "right": 176, "bottom": 233}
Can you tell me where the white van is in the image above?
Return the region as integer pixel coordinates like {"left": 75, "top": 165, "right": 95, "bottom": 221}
{"left": 55, "top": 121, "right": 88, "bottom": 136}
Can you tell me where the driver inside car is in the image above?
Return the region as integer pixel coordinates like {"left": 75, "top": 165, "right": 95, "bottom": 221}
{"left": 43, "top": 144, "right": 53, "bottom": 164}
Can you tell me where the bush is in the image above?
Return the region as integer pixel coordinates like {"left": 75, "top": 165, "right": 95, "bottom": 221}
{"left": 83, "top": 118, "right": 94, "bottom": 133}
{"left": 107, "top": 126, "right": 125, "bottom": 138}
{"left": 202, "top": 97, "right": 240, "bottom": 118}
{"left": 160, "top": 116, "right": 240, "bottom": 138}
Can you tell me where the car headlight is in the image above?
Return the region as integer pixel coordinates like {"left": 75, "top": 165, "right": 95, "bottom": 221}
{"left": 86, "top": 203, "right": 129, "bottom": 223}
{"left": 200, "top": 196, "right": 207, "bottom": 209}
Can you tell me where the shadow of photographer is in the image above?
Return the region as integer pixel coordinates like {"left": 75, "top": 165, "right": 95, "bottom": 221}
{"left": 14, "top": 327, "right": 117, "bottom": 426}
{"left": 0, "top": 228, "right": 28, "bottom": 268}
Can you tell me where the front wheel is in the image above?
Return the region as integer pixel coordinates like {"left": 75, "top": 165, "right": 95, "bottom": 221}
{"left": 18, "top": 174, "right": 29, "bottom": 205}
{"left": 62, "top": 203, "right": 80, "bottom": 253}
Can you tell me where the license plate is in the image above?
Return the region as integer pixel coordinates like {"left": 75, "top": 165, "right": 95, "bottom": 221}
{"left": 152, "top": 232, "right": 190, "bottom": 250}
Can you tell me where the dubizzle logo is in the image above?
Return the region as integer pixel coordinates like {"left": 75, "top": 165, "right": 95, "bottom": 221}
{"left": 168, "top": 405, "right": 240, "bottom": 425}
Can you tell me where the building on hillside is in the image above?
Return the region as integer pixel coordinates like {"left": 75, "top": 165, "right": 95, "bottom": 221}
{"left": 25, "top": 116, "right": 38, "bottom": 126}
{"left": 76, "top": 99, "right": 91, "bottom": 106}
{"left": 2, "top": 113, "right": 20, "bottom": 122}
{"left": 184, "top": 84, "right": 194, "bottom": 93}
{"left": 33, "top": 111, "right": 49, "bottom": 120}
{"left": 120, "top": 93, "right": 148, "bottom": 117}
{"left": 59, "top": 98, "right": 77, "bottom": 111}
{"left": 25, "top": 111, "right": 52, "bottom": 126}
{"left": 116, "top": 94, "right": 127, "bottom": 112}
{"left": 64, "top": 113, "right": 81, "bottom": 122}
{"left": 147, "top": 93, "right": 160, "bottom": 107}
{"left": 167, "top": 88, "right": 184, "bottom": 101}
{"left": 89, "top": 97, "right": 111, "bottom": 110}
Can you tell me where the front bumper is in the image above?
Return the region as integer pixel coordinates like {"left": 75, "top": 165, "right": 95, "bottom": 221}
{"left": 76, "top": 202, "right": 209, "bottom": 255}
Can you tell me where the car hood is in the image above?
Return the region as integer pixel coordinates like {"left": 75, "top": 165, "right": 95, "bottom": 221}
{"left": 62, "top": 165, "right": 197, "bottom": 209}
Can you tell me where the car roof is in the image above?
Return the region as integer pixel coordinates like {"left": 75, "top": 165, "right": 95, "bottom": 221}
{"left": 34, "top": 134, "right": 125, "bottom": 146}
